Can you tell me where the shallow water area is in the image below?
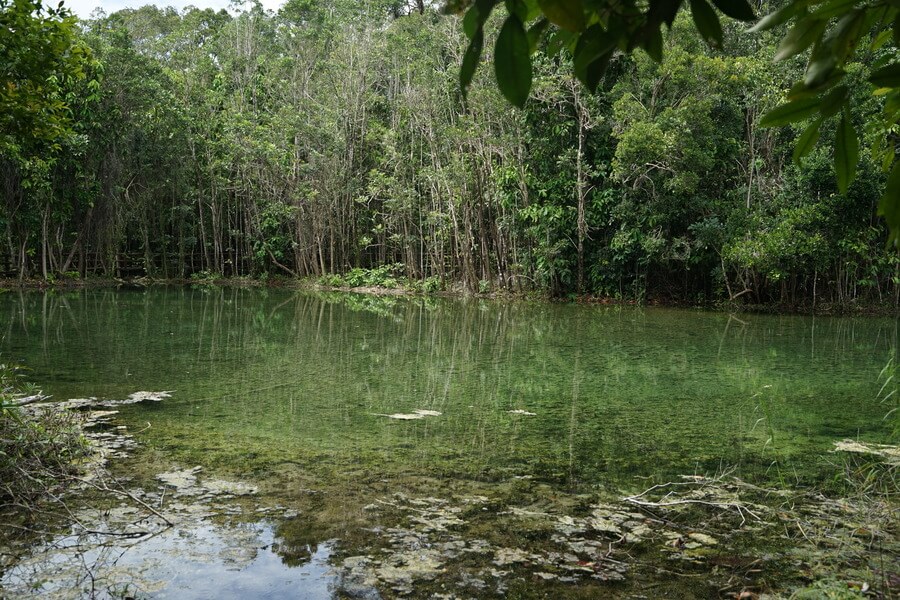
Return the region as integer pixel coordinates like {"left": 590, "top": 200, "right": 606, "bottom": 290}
{"left": 0, "top": 287, "right": 897, "bottom": 597}
{"left": 2, "top": 517, "right": 336, "bottom": 599}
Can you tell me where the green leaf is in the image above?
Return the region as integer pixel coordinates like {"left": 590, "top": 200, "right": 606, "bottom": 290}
{"left": 547, "top": 29, "right": 575, "bottom": 57}
{"left": 690, "top": 0, "right": 723, "bottom": 49}
{"left": 775, "top": 17, "right": 826, "bottom": 62}
{"left": 710, "top": 0, "right": 754, "bottom": 22}
{"left": 870, "top": 63, "right": 900, "bottom": 88}
{"left": 475, "top": 0, "right": 498, "bottom": 22}
{"left": 573, "top": 24, "right": 617, "bottom": 80}
{"left": 463, "top": 5, "right": 480, "bottom": 39}
{"left": 877, "top": 161, "right": 900, "bottom": 247}
{"left": 642, "top": 25, "right": 664, "bottom": 62}
{"left": 495, "top": 15, "right": 532, "bottom": 108}
{"left": 527, "top": 17, "right": 550, "bottom": 52}
{"left": 538, "top": 0, "right": 585, "bottom": 32}
{"left": 829, "top": 9, "right": 866, "bottom": 63}
{"left": 583, "top": 51, "right": 612, "bottom": 92}
{"left": 793, "top": 119, "right": 821, "bottom": 165}
{"left": 882, "top": 141, "right": 896, "bottom": 173}
{"left": 819, "top": 85, "right": 848, "bottom": 118}
{"left": 461, "top": 28, "right": 484, "bottom": 95}
{"left": 759, "top": 97, "right": 821, "bottom": 127}
{"left": 749, "top": 2, "right": 799, "bottom": 32}
{"left": 811, "top": 0, "right": 860, "bottom": 20}
{"left": 505, "top": 0, "right": 528, "bottom": 21}
{"left": 834, "top": 109, "right": 859, "bottom": 193}
{"left": 648, "top": 0, "right": 682, "bottom": 28}
{"left": 804, "top": 54, "right": 837, "bottom": 88}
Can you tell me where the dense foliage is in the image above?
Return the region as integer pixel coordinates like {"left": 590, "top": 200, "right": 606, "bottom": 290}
{"left": 452, "top": 0, "right": 900, "bottom": 220}
{"left": 0, "top": 0, "right": 896, "bottom": 307}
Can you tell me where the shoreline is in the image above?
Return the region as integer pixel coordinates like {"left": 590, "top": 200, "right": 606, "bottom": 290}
{"left": 1, "top": 276, "right": 898, "bottom": 317}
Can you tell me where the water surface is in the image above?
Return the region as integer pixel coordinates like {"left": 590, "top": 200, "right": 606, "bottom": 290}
{"left": 1, "top": 287, "right": 896, "bottom": 597}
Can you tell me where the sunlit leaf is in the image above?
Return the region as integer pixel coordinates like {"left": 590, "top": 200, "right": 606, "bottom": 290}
{"left": 538, "top": 0, "right": 585, "bottom": 32}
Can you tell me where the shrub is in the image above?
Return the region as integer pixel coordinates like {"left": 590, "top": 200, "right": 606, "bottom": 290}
{"left": 0, "top": 364, "right": 88, "bottom": 505}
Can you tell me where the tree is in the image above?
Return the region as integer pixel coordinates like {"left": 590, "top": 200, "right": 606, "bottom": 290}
{"left": 0, "top": 0, "right": 92, "bottom": 165}
{"left": 447, "top": 0, "right": 900, "bottom": 240}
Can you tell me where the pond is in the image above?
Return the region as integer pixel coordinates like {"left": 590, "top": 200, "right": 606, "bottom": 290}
{"left": 0, "top": 287, "right": 896, "bottom": 598}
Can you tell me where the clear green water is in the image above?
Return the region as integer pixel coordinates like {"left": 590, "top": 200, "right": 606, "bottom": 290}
{"left": 2, "top": 287, "right": 894, "bottom": 488}
{"left": 1, "top": 287, "right": 897, "bottom": 597}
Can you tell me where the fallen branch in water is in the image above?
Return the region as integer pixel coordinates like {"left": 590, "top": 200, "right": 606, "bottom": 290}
{"left": 622, "top": 496, "right": 763, "bottom": 525}
{"left": 8, "top": 393, "right": 50, "bottom": 407}
{"left": 73, "top": 475, "right": 174, "bottom": 527}
{"left": 622, "top": 471, "right": 768, "bottom": 526}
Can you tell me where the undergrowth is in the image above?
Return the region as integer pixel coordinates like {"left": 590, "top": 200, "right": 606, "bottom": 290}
{"left": 0, "top": 362, "right": 88, "bottom": 506}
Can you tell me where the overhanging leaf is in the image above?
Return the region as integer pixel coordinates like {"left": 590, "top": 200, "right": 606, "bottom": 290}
{"left": 710, "top": 0, "right": 754, "bottom": 21}
{"left": 750, "top": 2, "right": 798, "bottom": 32}
{"left": 527, "top": 17, "right": 550, "bottom": 52}
{"left": 690, "top": 0, "right": 723, "bottom": 48}
{"left": 462, "top": 5, "right": 480, "bottom": 39}
{"left": 461, "top": 28, "right": 484, "bottom": 95}
{"left": 834, "top": 108, "right": 859, "bottom": 193}
{"left": 793, "top": 119, "right": 821, "bottom": 165}
{"left": 495, "top": 15, "right": 532, "bottom": 107}
{"left": 583, "top": 51, "right": 612, "bottom": 92}
{"left": 642, "top": 25, "right": 664, "bottom": 62}
{"left": 573, "top": 24, "right": 617, "bottom": 80}
{"left": 538, "top": 0, "right": 585, "bottom": 32}
{"left": 775, "top": 17, "right": 826, "bottom": 62}
{"left": 759, "top": 97, "right": 821, "bottom": 127}
{"left": 870, "top": 63, "right": 900, "bottom": 88}
{"left": 819, "top": 85, "right": 848, "bottom": 118}
{"left": 648, "top": 0, "right": 683, "bottom": 28}
{"left": 878, "top": 161, "right": 900, "bottom": 247}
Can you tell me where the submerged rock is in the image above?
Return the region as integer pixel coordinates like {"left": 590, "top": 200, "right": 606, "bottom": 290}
{"left": 156, "top": 466, "right": 258, "bottom": 497}
{"left": 377, "top": 549, "right": 444, "bottom": 593}
{"left": 337, "top": 556, "right": 383, "bottom": 599}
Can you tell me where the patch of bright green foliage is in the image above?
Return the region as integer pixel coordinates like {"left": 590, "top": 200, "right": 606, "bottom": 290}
{"left": 318, "top": 264, "right": 443, "bottom": 294}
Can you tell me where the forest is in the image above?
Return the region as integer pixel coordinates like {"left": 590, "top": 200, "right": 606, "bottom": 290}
{"left": 3, "top": 2, "right": 900, "bottom": 597}
{"left": 1, "top": 0, "right": 896, "bottom": 307}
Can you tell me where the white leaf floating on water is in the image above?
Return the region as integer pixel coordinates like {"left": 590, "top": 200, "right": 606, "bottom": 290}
{"left": 375, "top": 409, "right": 442, "bottom": 420}
{"left": 508, "top": 409, "right": 536, "bottom": 416}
